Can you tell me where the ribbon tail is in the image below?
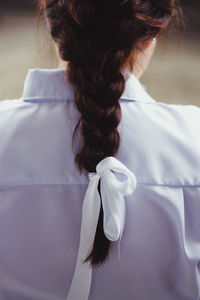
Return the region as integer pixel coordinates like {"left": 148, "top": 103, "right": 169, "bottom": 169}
{"left": 66, "top": 176, "right": 101, "bottom": 300}
{"left": 117, "top": 231, "right": 122, "bottom": 262}
{"left": 118, "top": 199, "right": 126, "bottom": 262}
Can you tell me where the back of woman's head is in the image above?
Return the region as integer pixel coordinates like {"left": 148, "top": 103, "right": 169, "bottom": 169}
{"left": 39, "top": 0, "right": 181, "bottom": 267}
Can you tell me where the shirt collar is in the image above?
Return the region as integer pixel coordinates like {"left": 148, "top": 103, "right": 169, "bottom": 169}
{"left": 22, "top": 67, "right": 156, "bottom": 104}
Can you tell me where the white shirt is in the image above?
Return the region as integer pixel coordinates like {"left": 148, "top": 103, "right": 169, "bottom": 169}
{"left": 0, "top": 67, "right": 200, "bottom": 300}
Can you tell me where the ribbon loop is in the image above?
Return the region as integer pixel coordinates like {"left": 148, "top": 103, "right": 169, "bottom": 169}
{"left": 97, "top": 156, "right": 137, "bottom": 195}
{"left": 96, "top": 157, "right": 137, "bottom": 241}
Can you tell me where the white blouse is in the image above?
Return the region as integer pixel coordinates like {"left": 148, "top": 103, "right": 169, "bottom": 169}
{"left": 0, "top": 67, "right": 200, "bottom": 300}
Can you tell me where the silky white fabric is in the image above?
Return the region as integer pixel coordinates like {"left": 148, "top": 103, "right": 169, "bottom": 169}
{"left": 0, "top": 67, "right": 200, "bottom": 300}
{"left": 66, "top": 157, "right": 137, "bottom": 300}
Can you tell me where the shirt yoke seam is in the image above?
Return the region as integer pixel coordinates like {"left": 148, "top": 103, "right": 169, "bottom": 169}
{"left": 0, "top": 182, "right": 199, "bottom": 188}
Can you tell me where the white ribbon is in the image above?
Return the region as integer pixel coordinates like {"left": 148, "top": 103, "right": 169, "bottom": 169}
{"left": 66, "top": 157, "right": 137, "bottom": 300}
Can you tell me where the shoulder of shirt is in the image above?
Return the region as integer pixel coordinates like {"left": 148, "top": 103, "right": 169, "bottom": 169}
{"left": 119, "top": 100, "right": 200, "bottom": 187}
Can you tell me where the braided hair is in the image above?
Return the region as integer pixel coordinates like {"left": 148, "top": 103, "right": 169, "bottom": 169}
{"left": 39, "top": 0, "right": 181, "bottom": 267}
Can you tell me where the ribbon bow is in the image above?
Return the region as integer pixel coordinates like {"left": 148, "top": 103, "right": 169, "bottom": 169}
{"left": 66, "top": 157, "right": 137, "bottom": 300}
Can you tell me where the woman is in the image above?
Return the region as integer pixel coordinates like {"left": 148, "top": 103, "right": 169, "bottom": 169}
{"left": 0, "top": 0, "right": 200, "bottom": 299}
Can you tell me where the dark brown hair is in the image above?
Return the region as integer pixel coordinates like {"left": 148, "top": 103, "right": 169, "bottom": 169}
{"left": 39, "top": 0, "right": 181, "bottom": 267}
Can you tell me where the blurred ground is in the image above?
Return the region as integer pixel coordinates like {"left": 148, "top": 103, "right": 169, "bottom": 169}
{"left": 0, "top": 15, "right": 200, "bottom": 106}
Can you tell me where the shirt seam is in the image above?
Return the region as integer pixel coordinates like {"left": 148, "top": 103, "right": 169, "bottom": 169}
{"left": 0, "top": 182, "right": 199, "bottom": 188}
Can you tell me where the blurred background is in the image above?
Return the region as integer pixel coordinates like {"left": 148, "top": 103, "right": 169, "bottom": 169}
{"left": 0, "top": 0, "right": 199, "bottom": 105}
